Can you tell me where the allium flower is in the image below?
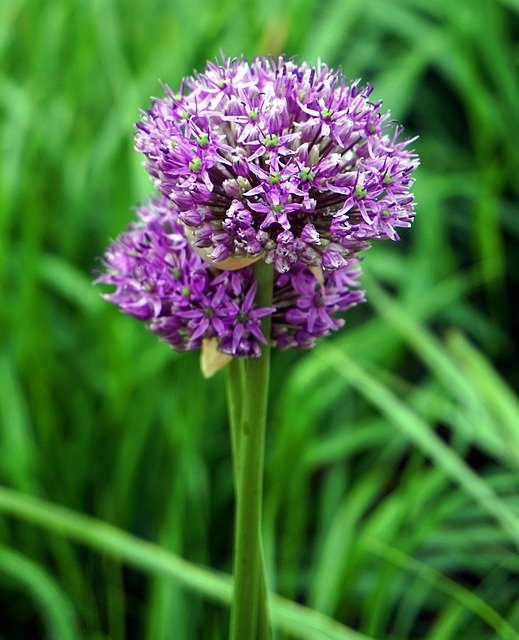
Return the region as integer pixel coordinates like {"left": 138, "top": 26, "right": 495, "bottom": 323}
{"left": 97, "top": 197, "right": 364, "bottom": 358}
{"left": 135, "top": 56, "right": 418, "bottom": 273}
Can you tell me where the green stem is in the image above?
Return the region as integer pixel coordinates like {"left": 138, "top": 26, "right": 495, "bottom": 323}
{"left": 255, "top": 546, "right": 271, "bottom": 639}
{"left": 229, "top": 260, "right": 274, "bottom": 640}
{"left": 227, "top": 358, "right": 270, "bottom": 639}
{"left": 226, "top": 358, "right": 245, "bottom": 484}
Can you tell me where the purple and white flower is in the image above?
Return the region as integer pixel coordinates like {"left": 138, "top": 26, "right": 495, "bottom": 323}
{"left": 97, "top": 197, "right": 365, "bottom": 356}
{"left": 135, "top": 56, "right": 418, "bottom": 273}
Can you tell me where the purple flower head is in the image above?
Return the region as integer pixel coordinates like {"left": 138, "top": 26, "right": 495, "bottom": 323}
{"left": 97, "top": 197, "right": 365, "bottom": 358}
{"left": 135, "top": 56, "right": 419, "bottom": 274}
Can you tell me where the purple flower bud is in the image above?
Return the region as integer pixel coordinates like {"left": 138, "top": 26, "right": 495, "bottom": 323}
{"left": 322, "top": 249, "right": 348, "bottom": 270}
{"left": 223, "top": 179, "right": 243, "bottom": 198}
{"left": 232, "top": 154, "right": 250, "bottom": 177}
{"left": 301, "top": 223, "right": 320, "bottom": 245}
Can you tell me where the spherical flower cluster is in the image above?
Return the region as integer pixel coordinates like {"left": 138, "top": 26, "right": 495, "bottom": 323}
{"left": 98, "top": 197, "right": 365, "bottom": 357}
{"left": 136, "top": 56, "right": 418, "bottom": 273}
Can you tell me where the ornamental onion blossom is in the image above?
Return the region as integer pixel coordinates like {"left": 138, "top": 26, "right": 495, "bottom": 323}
{"left": 135, "top": 56, "right": 419, "bottom": 273}
{"left": 97, "top": 197, "right": 364, "bottom": 356}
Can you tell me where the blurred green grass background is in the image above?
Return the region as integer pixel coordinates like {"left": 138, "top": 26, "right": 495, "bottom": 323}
{"left": 1, "top": 0, "right": 519, "bottom": 638}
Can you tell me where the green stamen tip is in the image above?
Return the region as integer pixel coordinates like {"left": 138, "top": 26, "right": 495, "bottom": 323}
{"left": 181, "top": 286, "right": 191, "bottom": 298}
{"left": 264, "top": 134, "right": 280, "bottom": 148}
{"left": 383, "top": 173, "right": 394, "bottom": 185}
{"left": 355, "top": 184, "right": 367, "bottom": 199}
{"left": 320, "top": 108, "right": 333, "bottom": 120}
{"left": 189, "top": 157, "right": 202, "bottom": 171}
{"left": 181, "top": 110, "right": 191, "bottom": 120}
{"left": 171, "top": 267, "right": 181, "bottom": 279}
{"left": 197, "top": 133, "right": 210, "bottom": 147}
{"left": 268, "top": 172, "right": 281, "bottom": 184}
{"left": 248, "top": 109, "right": 258, "bottom": 121}
{"left": 300, "top": 167, "right": 315, "bottom": 182}
{"left": 238, "top": 311, "right": 248, "bottom": 323}
{"left": 271, "top": 204, "right": 283, "bottom": 213}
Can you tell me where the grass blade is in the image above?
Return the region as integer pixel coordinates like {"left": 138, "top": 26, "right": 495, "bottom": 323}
{"left": 0, "top": 486, "right": 373, "bottom": 640}
{"left": 0, "top": 544, "right": 80, "bottom": 640}
{"left": 314, "top": 343, "right": 519, "bottom": 547}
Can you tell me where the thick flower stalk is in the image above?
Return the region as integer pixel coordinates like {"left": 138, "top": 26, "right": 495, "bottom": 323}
{"left": 135, "top": 56, "right": 418, "bottom": 274}
{"left": 98, "top": 196, "right": 365, "bottom": 358}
